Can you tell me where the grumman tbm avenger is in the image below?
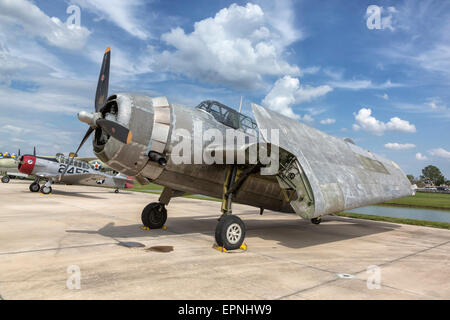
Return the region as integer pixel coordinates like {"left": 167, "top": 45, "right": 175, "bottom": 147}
{"left": 64, "top": 47, "right": 414, "bottom": 250}
{"left": 18, "top": 150, "right": 133, "bottom": 194}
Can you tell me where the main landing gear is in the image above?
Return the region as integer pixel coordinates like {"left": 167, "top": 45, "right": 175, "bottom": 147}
{"left": 140, "top": 166, "right": 255, "bottom": 251}
{"left": 1, "top": 176, "right": 10, "bottom": 183}
{"left": 140, "top": 187, "right": 178, "bottom": 229}
{"left": 29, "top": 177, "right": 40, "bottom": 192}
{"left": 214, "top": 165, "right": 256, "bottom": 250}
{"left": 141, "top": 202, "right": 167, "bottom": 229}
{"left": 38, "top": 179, "right": 53, "bottom": 194}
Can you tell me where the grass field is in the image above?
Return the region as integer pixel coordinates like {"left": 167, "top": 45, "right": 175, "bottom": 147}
{"left": 381, "top": 192, "right": 450, "bottom": 210}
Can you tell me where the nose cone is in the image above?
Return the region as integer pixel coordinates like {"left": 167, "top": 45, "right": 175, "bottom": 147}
{"left": 18, "top": 155, "right": 36, "bottom": 174}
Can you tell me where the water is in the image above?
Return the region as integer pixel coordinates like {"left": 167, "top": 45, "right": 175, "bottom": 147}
{"left": 348, "top": 205, "right": 450, "bottom": 223}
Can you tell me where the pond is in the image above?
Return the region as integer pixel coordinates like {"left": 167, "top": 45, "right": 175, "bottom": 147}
{"left": 348, "top": 205, "right": 450, "bottom": 223}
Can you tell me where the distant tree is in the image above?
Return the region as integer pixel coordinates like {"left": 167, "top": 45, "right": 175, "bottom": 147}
{"left": 406, "top": 174, "right": 415, "bottom": 184}
{"left": 421, "top": 165, "right": 445, "bottom": 186}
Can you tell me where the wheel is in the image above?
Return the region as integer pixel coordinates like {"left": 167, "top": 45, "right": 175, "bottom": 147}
{"left": 311, "top": 217, "right": 322, "bottom": 225}
{"left": 40, "top": 185, "right": 52, "bottom": 194}
{"left": 1, "top": 176, "right": 10, "bottom": 183}
{"left": 114, "top": 189, "right": 119, "bottom": 193}
{"left": 29, "top": 183, "right": 40, "bottom": 192}
{"left": 141, "top": 202, "right": 167, "bottom": 229}
{"left": 215, "top": 215, "right": 246, "bottom": 250}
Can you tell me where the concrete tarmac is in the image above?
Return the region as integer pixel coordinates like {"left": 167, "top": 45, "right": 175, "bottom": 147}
{"left": 0, "top": 180, "right": 449, "bottom": 299}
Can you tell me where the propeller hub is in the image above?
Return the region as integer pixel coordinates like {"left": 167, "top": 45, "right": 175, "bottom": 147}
{"left": 78, "top": 111, "right": 102, "bottom": 128}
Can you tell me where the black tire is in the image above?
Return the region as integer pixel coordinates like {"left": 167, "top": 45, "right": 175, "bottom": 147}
{"left": 215, "top": 215, "right": 246, "bottom": 250}
{"left": 311, "top": 217, "right": 322, "bottom": 225}
{"left": 141, "top": 202, "right": 167, "bottom": 229}
{"left": 114, "top": 189, "right": 119, "bottom": 193}
{"left": 1, "top": 176, "right": 10, "bottom": 183}
{"left": 40, "top": 185, "right": 52, "bottom": 194}
{"left": 29, "top": 183, "right": 40, "bottom": 192}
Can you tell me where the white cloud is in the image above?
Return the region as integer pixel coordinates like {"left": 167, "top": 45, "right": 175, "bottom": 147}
{"left": 377, "top": 93, "right": 389, "bottom": 100}
{"left": 329, "top": 79, "right": 402, "bottom": 91}
{"left": 429, "top": 148, "right": 450, "bottom": 161}
{"left": 0, "top": 124, "right": 31, "bottom": 135}
{"left": 416, "top": 153, "right": 428, "bottom": 161}
{"left": 320, "top": 118, "right": 336, "bottom": 125}
{"left": 156, "top": 3, "right": 301, "bottom": 89}
{"left": 353, "top": 108, "right": 416, "bottom": 136}
{"left": 71, "top": 0, "right": 149, "bottom": 39}
{"left": 0, "top": 0, "right": 90, "bottom": 50}
{"left": 384, "top": 142, "right": 416, "bottom": 150}
{"left": 262, "top": 76, "right": 332, "bottom": 119}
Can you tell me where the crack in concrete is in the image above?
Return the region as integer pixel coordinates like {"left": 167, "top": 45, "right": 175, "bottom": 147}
{"left": 0, "top": 242, "right": 117, "bottom": 256}
{"left": 275, "top": 239, "right": 450, "bottom": 300}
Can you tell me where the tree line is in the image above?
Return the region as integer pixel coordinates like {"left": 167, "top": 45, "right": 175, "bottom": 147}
{"left": 407, "top": 165, "right": 449, "bottom": 187}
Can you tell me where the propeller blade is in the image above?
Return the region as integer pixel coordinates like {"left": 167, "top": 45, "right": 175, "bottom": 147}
{"left": 96, "top": 119, "right": 132, "bottom": 144}
{"left": 33, "top": 146, "right": 36, "bottom": 156}
{"left": 59, "top": 127, "right": 94, "bottom": 181}
{"left": 95, "top": 47, "right": 110, "bottom": 112}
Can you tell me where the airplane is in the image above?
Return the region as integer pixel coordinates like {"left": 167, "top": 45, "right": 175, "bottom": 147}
{"left": 18, "top": 152, "right": 134, "bottom": 194}
{"left": 63, "top": 47, "right": 413, "bottom": 250}
{"left": 1, "top": 149, "right": 29, "bottom": 183}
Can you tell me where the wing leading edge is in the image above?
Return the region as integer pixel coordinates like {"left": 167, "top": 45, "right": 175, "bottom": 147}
{"left": 251, "top": 103, "right": 414, "bottom": 219}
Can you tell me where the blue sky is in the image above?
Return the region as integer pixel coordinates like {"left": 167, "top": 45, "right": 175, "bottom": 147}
{"left": 0, "top": 0, "right": 449, "bottom": 178}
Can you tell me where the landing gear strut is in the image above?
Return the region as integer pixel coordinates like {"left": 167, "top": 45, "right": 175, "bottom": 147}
{"left": 141, "top": 202, "right": 167, "bottom": 229}
{"left": 1, "top": 176, "right": 10, "bottom": 183}
{"left": 40, "top": 179, "right": 53, "bottom": 194}
{"left": 214, "top": 165, "right": 255, "bottom": 250}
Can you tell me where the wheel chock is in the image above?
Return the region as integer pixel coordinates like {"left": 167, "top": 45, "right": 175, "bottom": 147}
{"left": 213, "top": 244, "right": 228, "bottom": 252}
{"left": 140, "top": 225, "right": 167, "bottom": 231}
{"left": 212, "top": 243, "right": 247, "bottom": 253}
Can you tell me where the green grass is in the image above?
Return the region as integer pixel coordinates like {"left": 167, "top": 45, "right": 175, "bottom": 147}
{"left": 337, "top": 212, "right": 450, "bottom": 230}
{"left": 381, "top": 192, "right": 450, "bottom": 210}
{"left": 130, "top": 183, "right": 164, "bottom": 192}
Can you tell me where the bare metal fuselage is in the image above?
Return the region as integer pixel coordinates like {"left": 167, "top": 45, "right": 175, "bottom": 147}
{"left": 93, "top": 93, "right": 413, "bottom": 219}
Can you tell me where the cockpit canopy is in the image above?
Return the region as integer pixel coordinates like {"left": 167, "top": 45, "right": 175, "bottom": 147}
{"left": 196, "top": 100, "right": 258, "bottom": 132}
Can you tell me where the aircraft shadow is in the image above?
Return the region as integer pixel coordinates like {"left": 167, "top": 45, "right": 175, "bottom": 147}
{"left": 66, "top": 213, "right": 400, "bottom": 250}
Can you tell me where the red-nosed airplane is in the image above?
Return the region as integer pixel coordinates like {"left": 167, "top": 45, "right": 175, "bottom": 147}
{"left": 18, "top": 152, "right": 133, "bottom": 194}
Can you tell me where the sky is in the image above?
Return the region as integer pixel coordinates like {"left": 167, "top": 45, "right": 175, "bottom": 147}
{"left": 0, "top": 0, "right": 449, "bottom": 178}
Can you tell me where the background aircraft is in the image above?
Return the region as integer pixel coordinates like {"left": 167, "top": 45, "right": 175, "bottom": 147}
{"left": 0, "top": 149, "right": 29, "bottom": 183}
{"left": 18, "top": 152, "right": 133, "bottom": 194}
{"left": 65, "top": 48, "right": 413, "bottom": 250}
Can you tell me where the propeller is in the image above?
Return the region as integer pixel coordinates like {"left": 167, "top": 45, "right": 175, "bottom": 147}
{"left": 59, "top": 47, "right": 132, "bottom": 181}
{"left": 33, "top": 146, "right": 36, "bottom": 156}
